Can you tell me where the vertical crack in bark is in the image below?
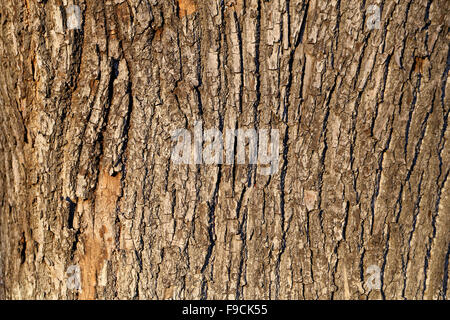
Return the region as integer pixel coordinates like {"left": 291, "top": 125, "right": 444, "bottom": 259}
{"left": 317, "top": 80, "right": 336, "bottom": 231}
{"left": 200, "top": 165, "right": 222, "bottom": 298}
{"left": 235, "top": 186, "right": 247, "bottom": 299}
{"left": 443, "top": 243, "right": 450, "bottom": 299}
{"left": 401, "top": 172, "right": 424, "bottom": 299}
{"left": 404, "top": 76, "right": 421, "bottom": 161}
{"left": 276, "top": 126, "right": 289, "bottom": 298}
{"left": 370, "top": 125, "right": 392, "bottom": 235}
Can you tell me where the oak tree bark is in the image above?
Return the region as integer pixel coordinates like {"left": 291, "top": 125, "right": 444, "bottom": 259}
{"left": 0, "top": 0, "right": 449, "bottom": 300}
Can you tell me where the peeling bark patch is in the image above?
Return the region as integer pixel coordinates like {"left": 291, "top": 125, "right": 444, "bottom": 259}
{"left": 95, "top": 167, "right": 122, "bottom": 215}
{"left": 154, "top": 28, "right": 163, "bottom": 41}
{"left": 227, "top": 0, "right": 244, "bottom": 13}
{"left": 177, "top": 0, "right": 197, "bottom": 18}
{"left": 304, "top": 190, "right": 318, "bottom": 211}
{"left": 79, "top": 167, "right": 121, "bottom": 299}
{"left": 414, "top": 56, "right": 430, "bottom": 74}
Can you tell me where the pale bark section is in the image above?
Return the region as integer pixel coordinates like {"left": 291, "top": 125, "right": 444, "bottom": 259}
{"left": 0, "top": 0, "right": 448, "bottom": 300}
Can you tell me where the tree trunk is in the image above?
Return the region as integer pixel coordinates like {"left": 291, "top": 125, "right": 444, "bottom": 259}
{"left": 0, "top": 0, "right": 448, "bottom": 300}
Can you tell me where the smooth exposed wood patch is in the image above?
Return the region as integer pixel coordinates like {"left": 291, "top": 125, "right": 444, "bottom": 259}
{"left": 177, "top": 0, "right": 197, "bottom": 18}
{"left": 79, "top": 167, "right": 121, "bottom": 299}
{"left": 227, "top": 0, "right": 244, "bottom": 13}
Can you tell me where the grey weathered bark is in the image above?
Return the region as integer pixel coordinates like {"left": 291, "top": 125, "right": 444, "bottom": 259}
{"left": 0, "top": 0, "right": 448, "bottom": 300}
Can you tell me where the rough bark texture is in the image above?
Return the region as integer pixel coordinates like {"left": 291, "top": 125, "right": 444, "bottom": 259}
{"left": 0, "top": 0, "right": 449, "bottom": 300}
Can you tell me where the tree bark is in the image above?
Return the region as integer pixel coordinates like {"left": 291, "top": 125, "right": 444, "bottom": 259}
{"left": 0, "top": 0, "right": 448, "bottom": 300}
